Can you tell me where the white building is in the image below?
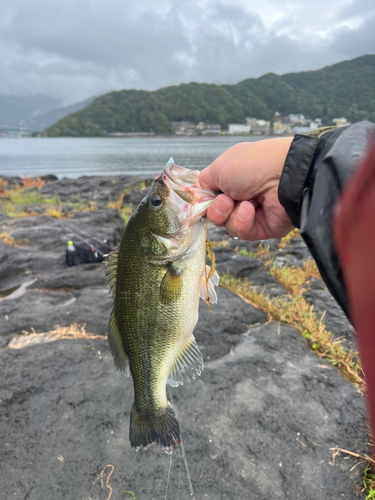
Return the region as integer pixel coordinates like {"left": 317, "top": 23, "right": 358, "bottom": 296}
{"left": 228, "top": 124, "right": 251, "bottom": 135}
{"left": 172, "top": 121, "right": 196, "bottom": 135}
{"left": 196, "top": 122, "right": 221, "bottom": 135}
{"left": 333, "top": 117, "right": 351, "bottom": 127}
{"left": 293, "top": 121, "right": 319, "bottom": 134}
{"left": 247, "top": 118, "right": 271, "bottom": 135}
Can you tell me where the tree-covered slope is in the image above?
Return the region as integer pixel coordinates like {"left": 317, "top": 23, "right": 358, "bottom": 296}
{"left": 44, "top": 55, "right": 375, "bottom": 136}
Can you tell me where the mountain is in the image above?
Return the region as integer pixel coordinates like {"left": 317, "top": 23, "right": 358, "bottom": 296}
{"left": 43, "top": 55, "right": 375, "bottom": 137}
{"left": 0, "top": 95, "right": 62, "bottom": 128}
{"left": 22, "top": 96, "right": 97, "bottom": 131}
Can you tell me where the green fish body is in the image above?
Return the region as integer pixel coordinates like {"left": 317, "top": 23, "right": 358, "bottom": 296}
{"left": 105, "top": 159, "right": 218, "bottom": 453}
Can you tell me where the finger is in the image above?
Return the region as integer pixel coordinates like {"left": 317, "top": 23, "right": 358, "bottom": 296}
{"left": 225, "top": 201, "right": 261, "bottom": 241}
{"left": 206, "top": 194, "right": 234, "bottom": 226}
{"left": 199, "top": 163, "right": 221, "bottom": 191}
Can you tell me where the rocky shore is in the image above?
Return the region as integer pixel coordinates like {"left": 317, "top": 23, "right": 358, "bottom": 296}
{"left": 0, "top": 175, "right": 367, "bottom": 499}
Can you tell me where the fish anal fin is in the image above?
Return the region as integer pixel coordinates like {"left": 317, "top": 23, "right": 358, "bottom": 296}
{"left": 104, "top": 250, "right": 118, "bottom": 298}
{"left": 160, "top": 264, "right": 183, "bottom": 304}
{"left": 108, "top": 309, "right": 130, "bottom": 375}
{"left": 167, "top": 335, "right": 203, "bottom": 387}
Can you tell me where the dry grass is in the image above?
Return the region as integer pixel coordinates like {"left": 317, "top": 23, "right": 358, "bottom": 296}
{"left": 108, "top": 180, "right": 148, "bottom": 211}
{"left": 45, "top": 206, "right": 73, "bottom": 219}
{"left": 209, "top": 240, "right": 230, "bottom": 248}
{"left": 220, "top": 273, "right": 363, "bottom": 387}
{"left": 8, "top": 323, "right": 106, "bottom": 349}
{"left": 278, "top": 228, "right": 301, "bottom": 249}
{"left": 270, "top": 259, "right": 322, "bottom": 295}
{"left": 0, "top": 231, "right": 28, "bottom": 247}
{"left": 21, "top": 174, "right": 45, "bottom": 190}
{"left": 119, "top": 204, "right": 133, "bottom": 225}
{"left": 238, "top": 242, "right": 271, "bottom": 261}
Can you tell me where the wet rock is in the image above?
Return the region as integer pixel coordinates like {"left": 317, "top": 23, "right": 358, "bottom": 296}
{"left": 196, "top": 287, "right": 267, "bottom": 360}
{"left": 275, "top": 238, "right": 313, "bottom": 267}
{"left": 0, "top": 322, "right": 366, "bottom": 500}
{"left": 0, "top": 286, "right": 112, "bottom": 338}
{"left": 40, "top": 175, "right": 142, "bottom": 204}
{"left": 216, "top": 252, "right": 263, "bottom": 277}
{"left": 303, "top": 289, "right": 357, "bottom": 351}
{"left": 123, "top": 186, "right": 151, "bottom": 206}
{"left": 207, "top": 225, "right": 231, "bottom": 242}
{"left": 10, "top": 209, "right": 124, "bottom": 251}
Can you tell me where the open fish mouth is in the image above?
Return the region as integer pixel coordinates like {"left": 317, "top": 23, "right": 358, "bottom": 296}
{"left": 162, "top": 157, "right": 216, "bottom": 222}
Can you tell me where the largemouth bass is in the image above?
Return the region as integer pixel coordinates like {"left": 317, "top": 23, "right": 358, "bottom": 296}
{"left": 105, "top": 158, "right": 219, "bottom": 453}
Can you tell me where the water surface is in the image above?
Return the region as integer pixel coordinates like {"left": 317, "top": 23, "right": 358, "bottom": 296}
{"left": 0, "top": 136, "right": 267, "bottom": 178}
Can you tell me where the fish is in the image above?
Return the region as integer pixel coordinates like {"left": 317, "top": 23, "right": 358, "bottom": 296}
{"left": 105, "top": 158, "right": 219, "bottom": 453}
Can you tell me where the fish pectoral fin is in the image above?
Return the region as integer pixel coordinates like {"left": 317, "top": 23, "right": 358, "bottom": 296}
{"left": 167, "top": 335, "right": 203, "bottom": 387}
{"left": 108, "top": 309, "right": 131, "bottom": 375}
{"left": 160, "top": 264, "right": 183, "bottom": 304}
{"left": 104, "top": 250, "right": 118, "bottom": 299}
{"left": 198, "top": 265, "right": 220, "bottom": 305}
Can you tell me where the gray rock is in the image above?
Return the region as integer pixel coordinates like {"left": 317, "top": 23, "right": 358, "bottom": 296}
{"left": 207, "top": 225, "right": 231, "bottom": 242}
{"left": 196, "top": 287, "right": 267, "bottom": 360}
{"left": 276, "top": 238, "right": 312, "bottom": 267}
{"left": 40, "top": 175, "right": 141, "bottom": 204}
{"left": 303, "top": 289, "right": 357, "bottom": 351}
{"left": 216, "top": 253, "right": 263, "bottom": 278}
{"left": 0, "top": 322, "right": 366, "bottom": 500}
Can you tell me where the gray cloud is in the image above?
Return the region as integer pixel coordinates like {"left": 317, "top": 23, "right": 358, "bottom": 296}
{"left": 0, "top": 0, "right": 374, "bottom": 103}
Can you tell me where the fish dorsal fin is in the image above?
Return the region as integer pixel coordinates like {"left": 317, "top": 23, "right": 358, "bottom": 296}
{"left": 108, "top": 309, "right": 131, "bottom": 376}
{"left": 166, "top": 157, "right": 175, "bottom": 167}
{"left": 167, "top": 335, "right": 203, "bottom": 387}
{"left": 104, "top": 250, "right": 118, "bottom": 298}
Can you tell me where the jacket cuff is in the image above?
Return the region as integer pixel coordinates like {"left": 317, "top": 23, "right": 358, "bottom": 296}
{"left": 278, "top": 134, "right": 319, "bottom": 228}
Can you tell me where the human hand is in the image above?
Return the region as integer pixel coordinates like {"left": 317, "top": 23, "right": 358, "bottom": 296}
{"left": 199, "top": 138, "right": 294, "bottom": 240}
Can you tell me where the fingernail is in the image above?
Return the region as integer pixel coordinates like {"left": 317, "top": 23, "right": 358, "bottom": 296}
{"left": 237, "top": 202, "right": 250, "bottom": 221}
{"left": 212, "top": 197, "right": 231, "bottom": 216}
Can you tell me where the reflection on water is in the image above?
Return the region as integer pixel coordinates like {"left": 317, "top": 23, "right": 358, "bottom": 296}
{"left": 0, "top": 136, "right": 267, "bottom": 179}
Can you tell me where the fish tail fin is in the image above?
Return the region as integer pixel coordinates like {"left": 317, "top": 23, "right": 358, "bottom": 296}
{"left": 130, "top": 402, "right": 180, "bottom": 454}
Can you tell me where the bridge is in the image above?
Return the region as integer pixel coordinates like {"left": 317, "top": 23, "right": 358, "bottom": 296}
{"left": 0, "top": 125, "right": 41, "bottom": 136}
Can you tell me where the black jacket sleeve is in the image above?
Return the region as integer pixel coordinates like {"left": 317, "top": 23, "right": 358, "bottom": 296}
{"left": 278, "top": 121, "right": 375, "bottom": 319}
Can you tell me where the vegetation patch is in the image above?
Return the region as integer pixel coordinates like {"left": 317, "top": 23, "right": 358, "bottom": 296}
{"left": 270, "top": 259, "right": 321, "bottom": 295}
{"left": 0, "top": 232, "right": 28, "bottom": 247}
{"left": 238, "top": 242, "right": 271, "bottom": 260}
{"left": 220, "top": 273, "right": 362, "bottom": 387}
{"left": 278, "top": 228, "right": 301, "bottom": 249}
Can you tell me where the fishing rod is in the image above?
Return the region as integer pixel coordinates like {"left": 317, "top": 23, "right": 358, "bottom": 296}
{"left": 31, "top": 208, "right": 112, "bottom": 256}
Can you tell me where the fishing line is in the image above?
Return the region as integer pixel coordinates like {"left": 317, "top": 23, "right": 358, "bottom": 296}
{"left": 168, "top": 387, "right": 196, "bottom": 500}
{"left": 30, "top": 208, "right": 111, "bottom": 256}
{"left": 164, "top": 452, "right": 173, "bottom": 500}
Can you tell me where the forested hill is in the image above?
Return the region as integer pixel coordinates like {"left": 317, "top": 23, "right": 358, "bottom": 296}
{"left": 43, "top": 55, "right": 375, "bottom": 136}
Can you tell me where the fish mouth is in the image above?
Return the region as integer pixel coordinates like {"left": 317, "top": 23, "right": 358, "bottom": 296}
{"left": 162, "top": 158, "right": 216, "bottom": 222}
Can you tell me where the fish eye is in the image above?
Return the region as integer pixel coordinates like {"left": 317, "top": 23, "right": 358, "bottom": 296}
{"left": 150, "top": 193, "right": 163, "bottom": 209}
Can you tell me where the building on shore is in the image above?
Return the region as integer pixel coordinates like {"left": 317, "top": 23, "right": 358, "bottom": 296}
{"left": 273, "top": 122, "right": 293, "bottom": 135}
{"left": 333, "top": 117, "right": 351, "bottom": 127}
{"left": 227, "top": 123, "right": 251, "bottom": 135}
{"left": 196, "top": 122, "right": 221, "bottom": 135}
{"left": 246, "top": 118, "right": 271, "bottom": 135}
{"left": 172, "top": 121, "right": 196, "bottom": 136}
{"left": 292, "top": 121, "right": 320, "bottom": 134}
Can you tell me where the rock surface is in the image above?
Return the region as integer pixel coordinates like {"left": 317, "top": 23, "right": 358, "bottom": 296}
{"left": 0, "top": 175, "right": 366, "bottom": 499}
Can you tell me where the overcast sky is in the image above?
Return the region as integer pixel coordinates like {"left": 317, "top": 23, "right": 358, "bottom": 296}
{"left": 1, "top": 0, "right": 374, "bottom": 104}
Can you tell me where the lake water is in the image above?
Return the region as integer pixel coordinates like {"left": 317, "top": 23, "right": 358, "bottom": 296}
{"left": 0, "top": 136, "right": 267, "bottom": 179}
